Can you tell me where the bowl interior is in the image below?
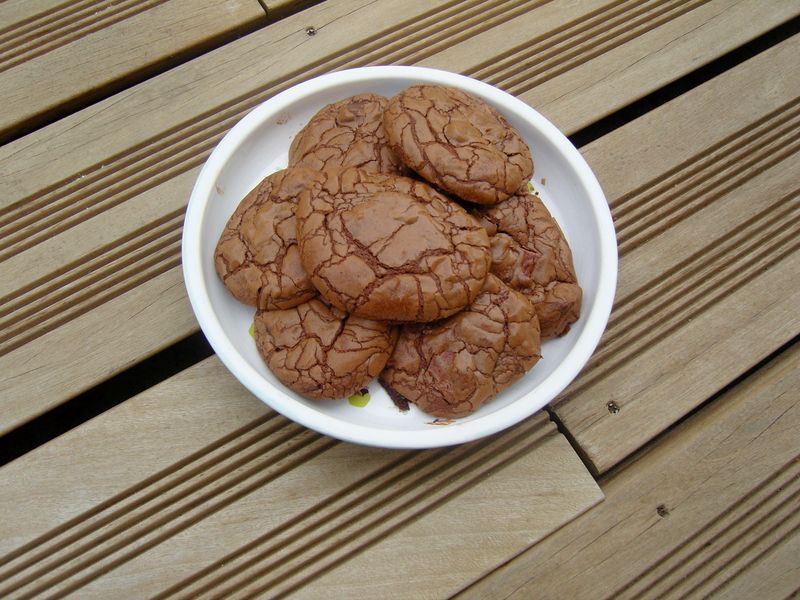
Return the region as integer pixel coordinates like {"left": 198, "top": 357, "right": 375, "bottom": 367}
{"left": 185, "top": 67, "right": 615, "bottom": 447}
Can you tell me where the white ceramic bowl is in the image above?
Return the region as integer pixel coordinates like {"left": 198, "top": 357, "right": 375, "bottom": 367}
{"left": 183, "top": 66, "right": 617, "bottom": 448}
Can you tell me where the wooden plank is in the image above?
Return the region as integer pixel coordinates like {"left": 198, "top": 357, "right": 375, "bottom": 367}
{"left": 292, "top": 433, "right": 601, "bottom": 600}
{"left": 0, "top": 0, "right": 267, "bottom": 139}
{"left": 456, "top": 341, "right": 800, "bottom": 600}
{"left": 0, "top": 269, "right": 195, "bottom": 430}
{"left": 426, "top": 0, "right": 800, "bottom": 131}
{"left": 1, "top": 0, "right": 794, "bottom": 432}
{"left": 0, "top": 0, "right": 56, "bottom": 24}
{"left": 715, "top": 531, "right": 800, "bottom": 600}
{"left": 0, "top": 358, "right": 602, "bottom": 598}
{"left": 549, "top": 33, "right": 800, "bottom": 473}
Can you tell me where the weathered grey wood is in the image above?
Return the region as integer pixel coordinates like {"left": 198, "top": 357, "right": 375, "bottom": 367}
{"left": 456, "top": 341, "right": 800, "bottom": 600}
{"left": 0, "top": 0, "right": 267, "bottom": 139}
{"left": 0, "top": 358, "right": 602, "bottom": 599}
{"left": 0, "top": 3, "right": 797, "bottom": 597}
{"left": 1, "top": 0, "right": 795, "bottom": 434}
{"left": 550, "top": 33, "right": 800, "bottom": 473}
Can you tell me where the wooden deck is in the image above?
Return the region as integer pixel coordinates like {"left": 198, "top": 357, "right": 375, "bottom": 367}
{"left": 0, "top": 1, "right": 798, "bottom": 597}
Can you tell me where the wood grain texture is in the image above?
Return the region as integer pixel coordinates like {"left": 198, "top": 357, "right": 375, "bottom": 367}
{"left": 550, "top": 34, "right": 800, "bottom": 473}
{"left": 0, "top": 358, "right": 601, "bottom": 599}
{"left": 0, "top": 0, "right": 266, "bottom": 139}
{"left": 291, "top": 432, "right": 601, "bottom": 600}
{"left": 0, "top": 0, "right": 60, "bottom": 27}
{"left": 430, "top": 0, "right": 800, "bottom": 130}
{"left": 1, "top": 0, "right": 793, "bottom": 433}
{"left": 456, "top": 341, "right": 800, "bottom": 600}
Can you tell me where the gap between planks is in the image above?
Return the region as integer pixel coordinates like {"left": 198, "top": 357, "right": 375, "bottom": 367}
{"left": 456, "top": 339, "right": 800, "bottom": 600}
{"left": 1, "top": 2, "right": 793, "bottom": 369}
{"left": 0, "top": 0, "right": 797, "bottom": 461}
{"left": 0, "top": 394, "right": 597, "bottom": 599}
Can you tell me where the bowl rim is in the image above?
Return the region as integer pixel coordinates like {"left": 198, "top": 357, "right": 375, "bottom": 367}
{"left": 182, "top": 65, "right": 617, "bottom": 448}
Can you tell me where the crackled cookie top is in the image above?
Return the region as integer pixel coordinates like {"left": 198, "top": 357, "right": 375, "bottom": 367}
{"left": 214, "top": 168, "right": 323, "bottom": 310}
{"left": 383, "top": 85, "right": 533, "bottom": 205}
{"left": 380, "top": 274, "right": 541, "bottom": 417}
{"left": 476, "top": 192, "right": 582, "bottom": 338}
{"left": 296, "top": 169, "right": 491, "bottom": 322}
{"left": 288, "top": 93, "right": 403, "bottom": 175}
{"left": 254, "top": 299, "right": 398, "bottom": 400}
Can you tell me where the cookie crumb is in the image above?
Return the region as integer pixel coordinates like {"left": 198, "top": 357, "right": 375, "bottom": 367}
{"left": 382, "top": 382, "right": 410, "bottom": 412}
{"left": 540, "top": 177, "right": 546, "bottom": 186}
{"left": 428, "top": 418, "right": 456, "bottom": 426}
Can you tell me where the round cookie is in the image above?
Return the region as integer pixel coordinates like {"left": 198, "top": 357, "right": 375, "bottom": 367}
{"left": 383, "top": 85, "right": 533, "bottom": 205}
{"left": 380, "top": 274, "right": 541, "bottom": 418}
{"left": 296, "top": 168, "right": 492, "bottom": 322}
{"left": 254, "top": 299, "right": 398, "bottom": 400}
{"left": 288, "top": 93, "right": 403, "bottom": 175}
{"left": 215, "top": 168, "right": 323, "bottom": 310}
{"left": 476, "top": 192, "right": 582, "bottom": 338}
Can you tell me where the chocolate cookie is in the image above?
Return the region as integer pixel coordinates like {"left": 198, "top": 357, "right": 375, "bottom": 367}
{"left": 476, "top": 192, "right": 582, "bottom": 338}
{"left": 288, "top": 93, "right": 403, "bottom": 175}
{"left": 214, "top": 168, "right": 323, "bottom": 310}
{"left": 254, "top": 299, "right": 398, "bottom": 400}
{"left": 380, "top": 274, "right": 541, "bottom": 417}
{"left": 383, "top": 85, "right": 533, "bottom": 205}
{"left": 296, "top": 168, "right": 491, "bottom": 322}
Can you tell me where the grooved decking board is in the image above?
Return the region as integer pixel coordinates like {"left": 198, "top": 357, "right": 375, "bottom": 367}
{"left": 549, "top": 34, "right": 800, "bottom": 474}
{"left": 424, "top": 0, "right": 799, "bottom": 131}
{"left": 0, "top": 0, "right": 56, "bottom": 25}
{"left": 0, "top": 0, "right": 794, "bottom": 434}
{"left": 0, "top": 358, "right": 602, "bottom": 599}
{"left": 0, "top": 0, "right": 267, "bottom": 139}
{"left": 455, "top": 341, "right": 800, "bottom": 600}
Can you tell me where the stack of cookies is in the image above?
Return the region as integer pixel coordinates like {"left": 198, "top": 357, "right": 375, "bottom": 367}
{"left": 214, "top": 86, "right": 582, "bottom": 418}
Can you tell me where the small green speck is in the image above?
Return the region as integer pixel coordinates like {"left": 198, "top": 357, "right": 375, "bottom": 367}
{"left": 348, "top": 388, "right": 370, "bottom": 407}
{"left": 248, "top": 322, "right": 255, "bottom": 338}
{"left": 527, "top": 180, "right": 535, "bottom": 193}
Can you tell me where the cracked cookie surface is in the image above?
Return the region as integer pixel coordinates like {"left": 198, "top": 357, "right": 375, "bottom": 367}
{"left": 296, "top": 168, "right": 491, "bottom": 322}
{"left": 255, "top": 299, "right": 398, "bottom": 400}
{"left": 383, "top": 84, "right": 533, "bottom": 205}
{"left": 476, "top": 192, "right": 582, "bottom": 338}
{"left": 214, "top": 168, "right": 323, "bottom": 310}
{"left": 288, "top": 93, "right": 403, "bottom": 175}
{"left": 380, "top": 274, "right": 541, "bottom": 417}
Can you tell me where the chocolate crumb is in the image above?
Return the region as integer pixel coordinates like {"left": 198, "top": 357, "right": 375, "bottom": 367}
{"left": 381, "top": 381, "right": 410, "bottom": 412}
